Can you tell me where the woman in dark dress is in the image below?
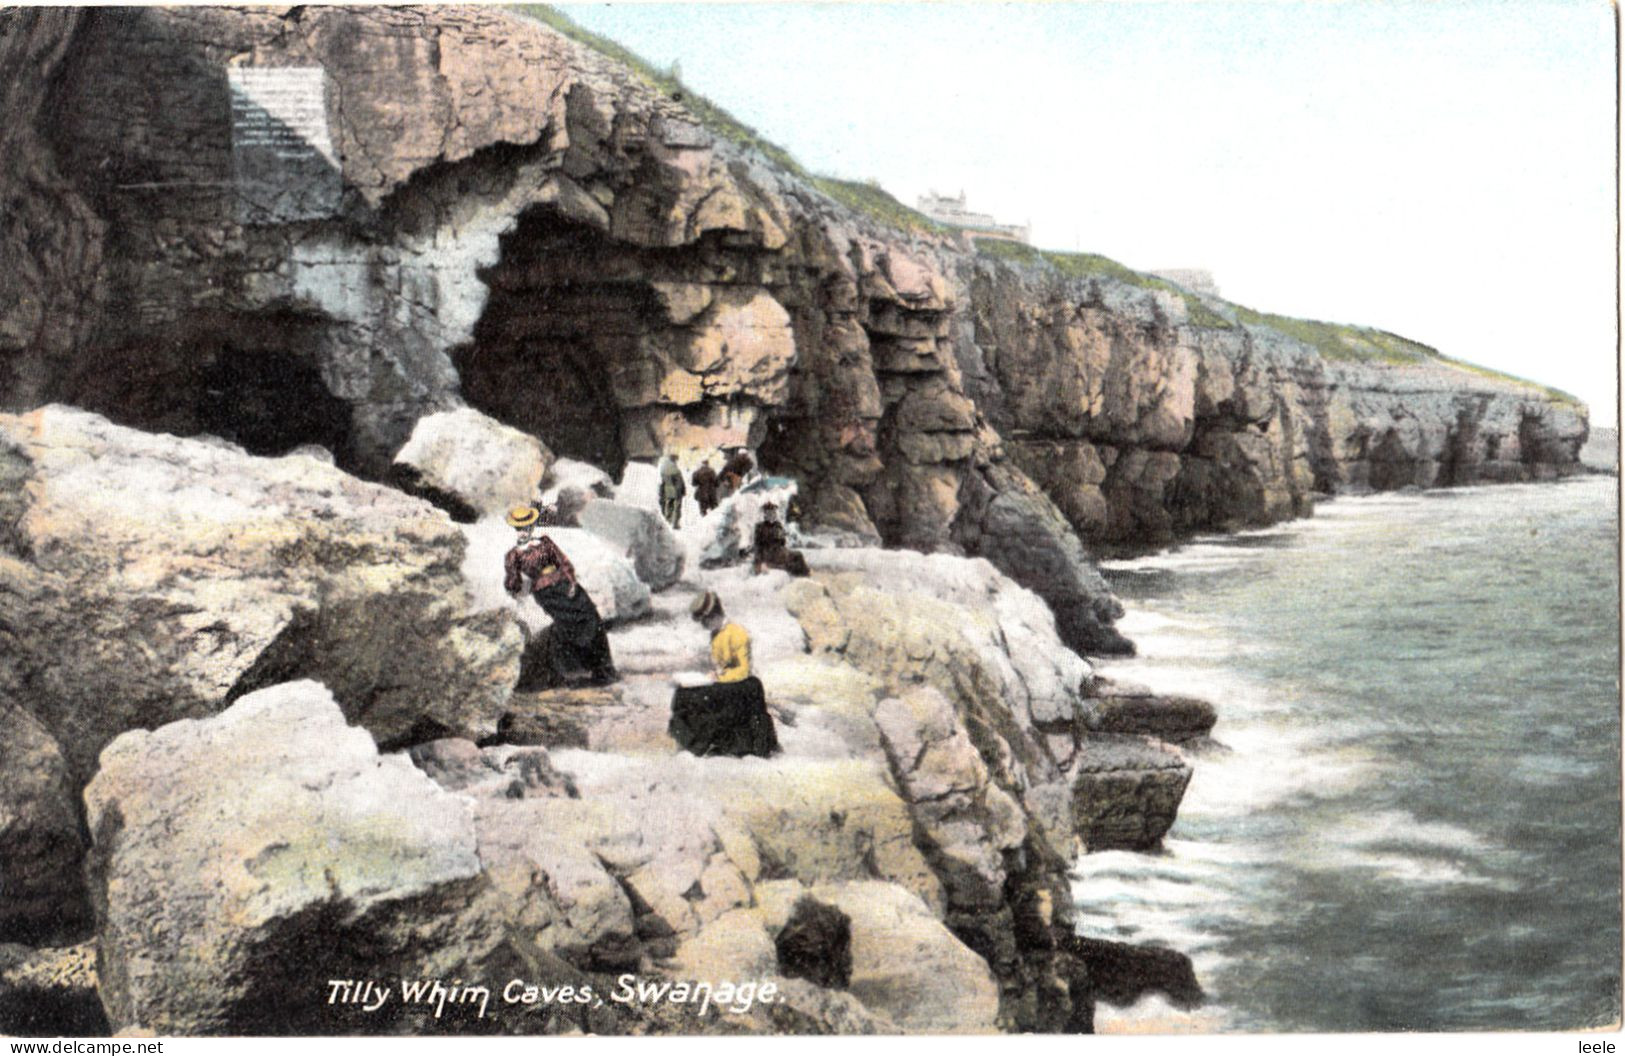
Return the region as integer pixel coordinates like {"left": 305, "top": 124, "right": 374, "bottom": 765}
{"left": 504, "top": 505, "right": 617, "bottom": 684}
{"left": 667, "top": 590, "right": 780, "bottom": 758}
{"left": 750, "top": 502, "right": 809, "bottom": 577}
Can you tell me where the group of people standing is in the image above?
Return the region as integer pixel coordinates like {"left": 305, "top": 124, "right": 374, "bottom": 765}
{"left": 658, "top": 448, "right": 808, "bottom": 579}
{"left": 658, "top": 446, "right": 759, "bottom": 528}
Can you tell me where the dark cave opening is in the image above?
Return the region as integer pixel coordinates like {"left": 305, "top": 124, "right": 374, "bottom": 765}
{"left": 192, "top": 344, "right": 352, "bottom": 461}
{"left": 52, "top": 313, "right": 357, "bottom": 466}
{"left": 454, "top": 209, "right": 648, "bottom": 479}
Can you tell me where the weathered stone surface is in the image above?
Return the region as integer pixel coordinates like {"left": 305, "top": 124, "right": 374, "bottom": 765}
{"left": 83, "top": 682, "right": 492, "bottom": 1035}
{"left": 788, "top": 548, "right": 1091, "bottom": 847}
{"left": 781, "top": 550, "right": 1098, "bottom": 1030}
{"left": 492, "top": 687, "right": 620, "bottom": 749}
{"left": 0, "top": 942, "right": 106, "bottom": 1037}
{"left": 391, "top": 407, "right": 553, "bottom": 521}
{"left": 540, "top": 458, "right": 616, "bottom": 510}
{"left": 1070, "top": 735, "right": 1192, "bottom": 851}
{"left": 875, "top": 687, "right": 1026, "bottom": 909}
{"left": 407, "top": 738, "right": 577, "bottom": 800}
{"left": 0, "top": 406, "right": 521, "bottom": 790}
{"left": 1082, "top": 679, "right": 1217, "bottom": 745}
{"left": 577, "top": 498, "right": 684, "bottom": 590}
{"left": 0, "top": 701, "right": 88, "bottom": 944}
{"left": 812, "top": 881, "right": 1000, "bottom": 1034}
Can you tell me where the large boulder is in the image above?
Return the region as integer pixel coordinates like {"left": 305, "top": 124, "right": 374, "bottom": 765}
{"left": 540, "top": 458, "right": 615, "bottom": 514}
{"left": 391, "top": 407, "right": 554, "bottom": 522}
{"left": 1069, "top": 735, "right": 1192, "bottom": 851}
{"left": 1082, "top": 677, "right": 1217, "bottom": 746}
{"left": 83, "top": 682, "right": 494, "bottom": 1035}
{"left": 812, "top": 881, "right": 1000, "bottom": 1034}
{"left": 0, "top": 406, "right": 521, "bottom": 786}
{"left": 577, "top": 498, "right": 684, "bottom": 590}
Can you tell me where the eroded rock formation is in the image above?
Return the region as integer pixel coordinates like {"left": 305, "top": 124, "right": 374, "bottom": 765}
{"left": 2, "top": 5, "right": 1580, "bottom": 650}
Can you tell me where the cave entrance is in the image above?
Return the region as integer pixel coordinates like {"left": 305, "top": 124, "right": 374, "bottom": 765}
{"left": 192, "top": 343, "right": 352, "bottom": 460}
{"left": 454, "top": 210, "right": 640, "bottom": 478}
{"left": 53, "top": 312, "right": 357, "bottom": 466}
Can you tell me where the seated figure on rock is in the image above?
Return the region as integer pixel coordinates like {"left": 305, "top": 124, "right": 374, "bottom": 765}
{"left": 750, "top": 501, "right": 809, "bottom": 577}
{"left": 667, "top": 590, "right": 780, "bottom": 758}
{"left": 504, "top": 505, "right": 618, "bottom": 685}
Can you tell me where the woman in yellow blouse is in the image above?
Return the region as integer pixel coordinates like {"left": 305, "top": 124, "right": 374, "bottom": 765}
{"left": 667, "top": 590, "right": 779, "bottom": 757}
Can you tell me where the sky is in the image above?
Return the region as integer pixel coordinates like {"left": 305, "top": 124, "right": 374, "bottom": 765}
{"left": 560, "top": 0, "right": 1619, "bottom": 427}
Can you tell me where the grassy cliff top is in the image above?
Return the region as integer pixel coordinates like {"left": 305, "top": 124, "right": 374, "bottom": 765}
{"left": 514, "top": 5, "right": 947, "bottom": 236}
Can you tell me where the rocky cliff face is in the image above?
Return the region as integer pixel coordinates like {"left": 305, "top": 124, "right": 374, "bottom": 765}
{"left": 0, "top": 4, "right": 1139, "bottom": 652}
{"left": 957, "top": 255, "right": 1589, "bottom": 546}
{"left": 0, "top": 7, "right": 1586, "bottom": 653}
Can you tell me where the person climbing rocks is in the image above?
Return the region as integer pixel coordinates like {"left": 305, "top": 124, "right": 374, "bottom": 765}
{"left": 751, "top": 501, "right": 809, "bottom": 577}
{"left": 667, "top": 590, "right": 780, "bottom": 758}
{"left": 691, "top": 455, "right": 721, "bottom": 517}
{"left": 719, "top": 446, "right": 755, "bottom": 499}
{"left": 658, "top": 452, "right": 686, "bottom": 528}
{"left": 504, "top": 505, "right": 617, "bottom": 685}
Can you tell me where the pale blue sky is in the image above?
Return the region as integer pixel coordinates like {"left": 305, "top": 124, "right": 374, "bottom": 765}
{"left": 559, "top": 0, "right": 1618, "bottom": 426}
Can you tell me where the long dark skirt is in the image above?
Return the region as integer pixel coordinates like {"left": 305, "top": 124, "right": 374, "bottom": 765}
{"left": 758, "top": 546, "right": 810, "bottom": 577}
{"left": 669, "top": 676, "right": 780, "bottom": 758}
{"left": 533, "top": 580, "right": 615, "bottom": 678}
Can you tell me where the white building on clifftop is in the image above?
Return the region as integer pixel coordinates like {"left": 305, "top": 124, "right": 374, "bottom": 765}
{"left": 916, "top": 191, "right": 1029, "bottom": 245}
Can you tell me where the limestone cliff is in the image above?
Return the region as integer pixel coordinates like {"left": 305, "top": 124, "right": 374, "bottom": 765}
{"left": 959, "top": 248, "right": 1588, "bottom": 545}
{"left": 0, "top": 5, "right": 1586, "bottom": 658}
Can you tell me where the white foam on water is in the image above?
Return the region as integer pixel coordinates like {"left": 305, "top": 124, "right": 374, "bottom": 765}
{"left": 1093, "top": 993, "right": 1234, "bottom": 1034}
{"left": 1330, "top": 809, "right": 1496, "bottom": 855}
{"left": 1112, "top": 607, "right": 1212, "bottom": 636}
{"left": 1099, "top": 549, "right": 1260, "bottom": 574}
{"left": 1300, "top": 847, "right": 1513, "bottom": 890}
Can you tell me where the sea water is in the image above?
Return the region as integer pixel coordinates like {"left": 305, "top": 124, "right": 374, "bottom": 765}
{"left": 1074, "top": 476, "right": 1621, "bottom": 1032}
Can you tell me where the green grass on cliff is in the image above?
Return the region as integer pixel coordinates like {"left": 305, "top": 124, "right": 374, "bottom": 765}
{"left": 1229, "top": 307, "right": 1434, "bottom": 364}
{"left": 514, "top": 6, "right": 946, "bottom": 237}
{"left": 515, "top": 5, "right": 808, "bottom": 177}
{"left": 1433, "top": 355, "right": 1583, "bottom": 406}
{"left": 976, "top": 241, "right": 1234, "bottom": 329}
{"left": 806, "top": 177, "right": 949, "bottom": 236}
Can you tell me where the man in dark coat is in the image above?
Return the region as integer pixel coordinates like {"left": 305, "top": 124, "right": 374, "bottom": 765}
{"left": 504, "top": 505, "right": 617, "bottom": 684}
{"left": 691, "top": 456, "right": 721, "bottom": 516}
{"left": 751, "top": 502, "right": 809, "bottom": 577}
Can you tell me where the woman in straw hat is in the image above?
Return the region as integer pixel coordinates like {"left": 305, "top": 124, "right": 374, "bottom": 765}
{"left": 667, "top": 590, "right": 780, "bottom": 758}
{"left": 504, "top": 505, "right": 617, "bottom": 685}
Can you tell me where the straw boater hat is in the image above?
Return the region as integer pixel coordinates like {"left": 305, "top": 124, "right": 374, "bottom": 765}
{"left": 690, "top": 590, "right": 722, "bottom": 622}
{"left": 506, "top": 505, "right": 540, "bottom": 529}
